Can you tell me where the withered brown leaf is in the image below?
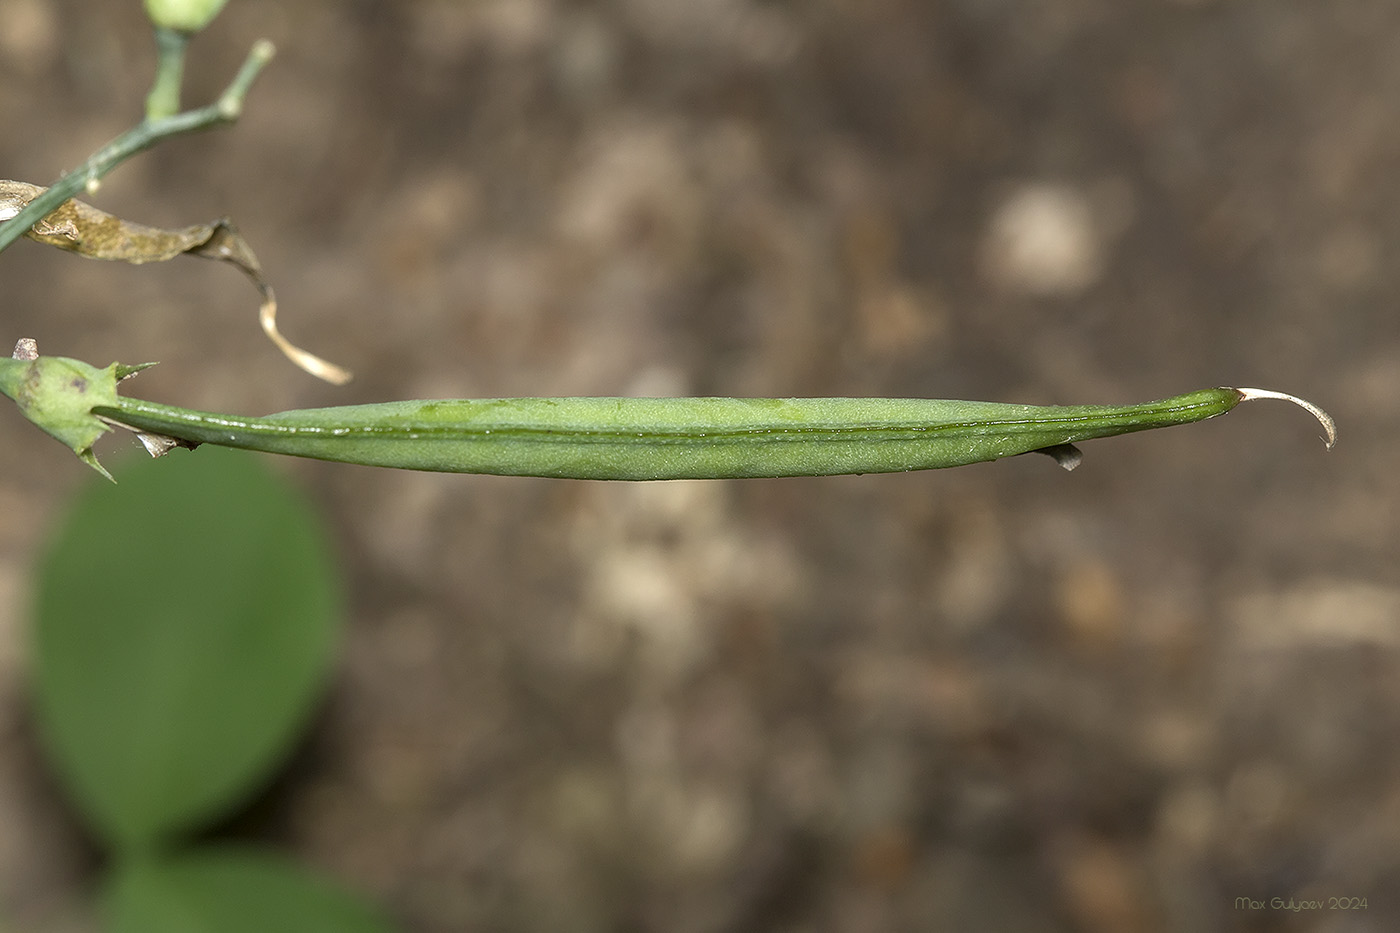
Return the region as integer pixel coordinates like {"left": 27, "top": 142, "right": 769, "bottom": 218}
{"left": 0, "top": 180, "right": 351, "bottom": 384}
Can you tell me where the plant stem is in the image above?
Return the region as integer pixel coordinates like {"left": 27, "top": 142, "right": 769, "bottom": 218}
{"left": 145, "top": 27, "right": 191, "bottom": 121}
{"left": 0, "top": 39, "right": 274, "bottom": 256}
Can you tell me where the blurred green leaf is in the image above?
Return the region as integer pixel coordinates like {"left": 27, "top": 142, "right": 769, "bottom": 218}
{"left": 105, "top": 847, "right": 394, "bottom": 933}
{"left": 32, "top": 447, "right": 341, "bottom": 852}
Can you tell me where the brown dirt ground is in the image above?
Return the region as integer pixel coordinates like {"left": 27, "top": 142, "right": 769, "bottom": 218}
{"left": 2, "top": 1, "right": 1398, "bottom": 931}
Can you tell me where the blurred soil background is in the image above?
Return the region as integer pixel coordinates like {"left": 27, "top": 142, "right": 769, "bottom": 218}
{"left": 2, "top": 1, "right": 1398, "bottom": 931}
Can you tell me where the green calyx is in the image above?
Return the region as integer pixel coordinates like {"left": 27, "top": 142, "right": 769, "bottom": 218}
{"left": 144, "top": 0, "right": 229, "bottom": 33}
{"left": 0, "top": 355, "right": 124, "bottom": 481}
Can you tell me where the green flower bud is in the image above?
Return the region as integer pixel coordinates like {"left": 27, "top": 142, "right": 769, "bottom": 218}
{"left": 143, "top": 0, "right": 230, "bottom": 33}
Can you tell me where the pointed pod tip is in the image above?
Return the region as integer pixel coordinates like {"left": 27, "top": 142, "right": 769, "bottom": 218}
{"left": 1232, "top": 387, "right": 1337, "bottom": 450}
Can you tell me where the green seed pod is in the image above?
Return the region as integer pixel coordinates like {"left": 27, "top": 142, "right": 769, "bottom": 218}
{"left": 1, "top": 347, "right": 1337, "bottom": 481}
{"left": 98, "top": 390, "right": 1252, "bottom": 480}
{"left": 144, "top": 0, "right": 229, "bottom": 33}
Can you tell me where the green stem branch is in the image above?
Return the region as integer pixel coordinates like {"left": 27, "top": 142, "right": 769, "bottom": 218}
{"left": 145, "top": 26, "right": 191, "bottom": 120}
{"left": 0, "top": 39, "right": 274, "bottom": 256}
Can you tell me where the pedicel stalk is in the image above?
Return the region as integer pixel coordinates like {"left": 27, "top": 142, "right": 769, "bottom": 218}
{"left": 0, "top": 340, "right": 1335, "bottom": 483}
